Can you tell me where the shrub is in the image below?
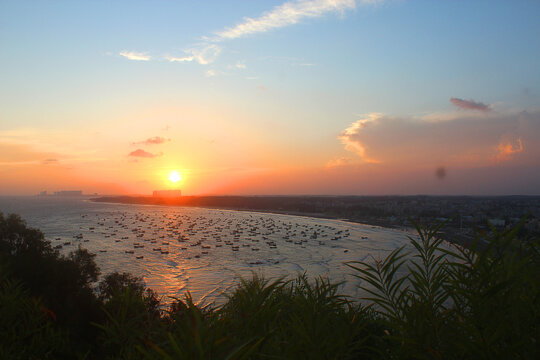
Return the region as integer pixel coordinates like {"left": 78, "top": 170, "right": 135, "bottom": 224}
{"left": 0, "top": 266, "right": 65, "bottom": 359}
{"left": 0, "top": 212, "right": 102, "bottom": 356}
{"left": 347, "top": 220, "right": 540, "bottom": 359}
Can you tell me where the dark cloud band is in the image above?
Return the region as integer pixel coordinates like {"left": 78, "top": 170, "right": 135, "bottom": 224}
{"left": 450, "top": 97, "right": 490, "bottom": 112}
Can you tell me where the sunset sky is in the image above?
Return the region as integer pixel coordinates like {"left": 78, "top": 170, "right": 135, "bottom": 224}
{"left": 1, "top": 0, "right": 539, "bottom": 195}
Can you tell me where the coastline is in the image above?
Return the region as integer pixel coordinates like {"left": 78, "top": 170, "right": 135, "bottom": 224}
{"left": 89, "top": 196, "right": 416, "bottom": 233}
{"left": 90, "top": 195, "right": 488, "bottom": 250}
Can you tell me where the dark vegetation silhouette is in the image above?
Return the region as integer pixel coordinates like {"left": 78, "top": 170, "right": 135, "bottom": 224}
{"left": 1, "top": 212, "right": 539, "bottom": 359}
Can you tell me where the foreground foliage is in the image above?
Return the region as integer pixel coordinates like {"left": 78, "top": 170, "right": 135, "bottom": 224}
{"left": 347, "top": 220, "right": 540, "bottom": 359}
{"left": 0, "top": 211, "right": 539, "bottom": 359}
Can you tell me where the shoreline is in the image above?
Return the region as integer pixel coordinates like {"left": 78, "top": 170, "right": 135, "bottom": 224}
{"left": 187, "top": 206, "right": 478, "bottom": 250}
{"left": 89, "top": 196, "right": 421, "bottom": 235}
{"left": 89, "top": 195, "right": 488, "bottom": 250}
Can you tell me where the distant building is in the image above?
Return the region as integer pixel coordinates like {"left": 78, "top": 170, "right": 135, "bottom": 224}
{"left": 53, "top": 190, "right": 83, "bottom": 196}
{"left": 39, "top": 191, "right": 47, "bottom": 196}
{"left": 153, "top": 190, "right": 182, "bottom": 198}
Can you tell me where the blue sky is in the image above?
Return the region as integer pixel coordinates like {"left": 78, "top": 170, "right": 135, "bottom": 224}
{"left": 1, "top": 0, "right": 540, "bottom": 195}
{"left": 3, "top": 0, "right": 538, "bottom": 119}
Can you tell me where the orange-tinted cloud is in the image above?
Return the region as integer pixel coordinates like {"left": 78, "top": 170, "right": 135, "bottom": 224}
{"left": 336, "top": 111, "right": 539, "bottom": 168}
{"left": 128, "top": 149, "right": 161, "bottom": 158}
{"left": 338, "top": 113, "right": 381, "bottom": 163}
{"left": 450, "top": 97, "right": 490, "bottom": 112}
{"left": 132, "top": 136, "right": 170, "bottom": 145}
{"left": 493, "top": 138, "right": 523, "bottom": 162}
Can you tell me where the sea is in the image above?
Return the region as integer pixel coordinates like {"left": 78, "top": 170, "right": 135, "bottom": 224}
{"left": 0, "top": 196, "right": 414, "bottom": 306}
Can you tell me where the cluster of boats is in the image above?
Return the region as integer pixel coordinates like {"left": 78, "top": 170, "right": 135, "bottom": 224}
{"left": 47, "top": 210, "right": 370, "bottom": 263}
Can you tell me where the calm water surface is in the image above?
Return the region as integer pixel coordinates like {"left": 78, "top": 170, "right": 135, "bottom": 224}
{"left": 0, "top": 196, "right": 412, "bottom": 305}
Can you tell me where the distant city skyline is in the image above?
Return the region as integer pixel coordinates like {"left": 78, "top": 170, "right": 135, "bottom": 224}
{"left": 1, "top": 0, "right": 539, "bottom": 195}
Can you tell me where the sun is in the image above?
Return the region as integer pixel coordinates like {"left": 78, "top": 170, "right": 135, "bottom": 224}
{"left": 168, "top": 171, "right": 182, "bottom": 183}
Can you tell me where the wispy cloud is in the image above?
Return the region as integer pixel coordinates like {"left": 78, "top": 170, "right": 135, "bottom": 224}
{"left": 450, "top": 97, "right": 490, "bottom": 112}
{"left": 166, "top": 44, "right": 221, "bottom": 65}
{"left": 123, "top": 0, "right": 371, "bottom": 67}
{"left": 128, "top": 149, "right": 161, "bottom": 158}
{"left": 214, "top": 0, "right": 357, "bottom": 41}
{"left": 338, "top": 113, "right": 382, "bottom": 163}
{"left": 119, "top": 51, "right": 151, "bottom": 61}
{"left": 132, "top": 136, "right": 170, "bottom": 145}
{"left": 168, "top": 0, "right": 365, "bottom": 66}
{"left": 166, "top": 56, "right": 193, "bottom": 63}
